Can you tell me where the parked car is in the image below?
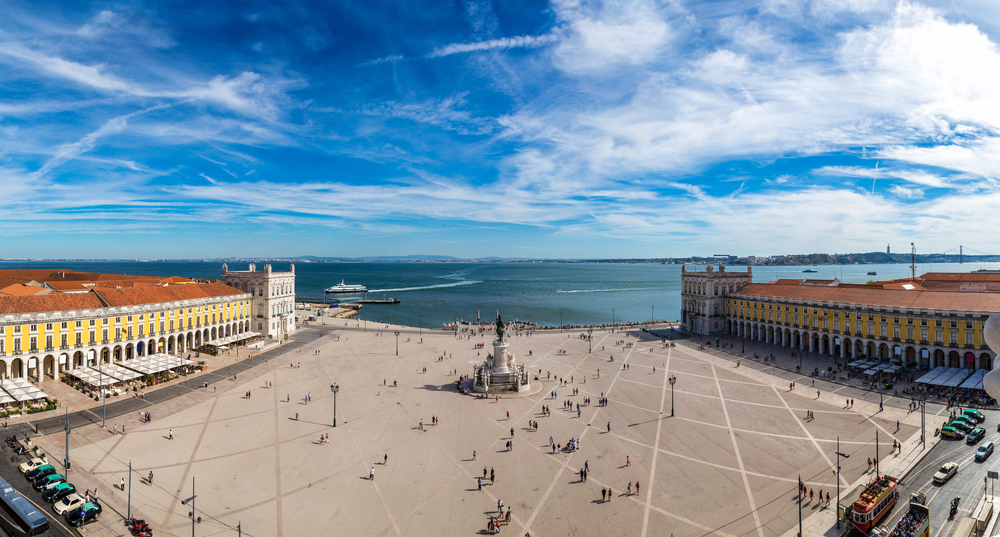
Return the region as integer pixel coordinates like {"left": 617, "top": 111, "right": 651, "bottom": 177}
{"left": 66, "top": 502, "right": 101, "bottom": 527}
{"left": 941, "top": 426, "right": 965, "bottom": 439}
{"left": 933, "top": 462, "right": 959, "bottom": 484}
{"left": 950, "top": 420, "right": 974, "bottom": 433}
{"left": 33, "top": 474, "right": 65, "bottom": 492}
{"left": 53, "top": 493, "right": 85, "bottom": 516}
{"left": 967, "top": 428, "right": 986, "bottom": 444}
{"left": 42, "top": 483, "right": 76, "bottom": 503}
{"left": 976, "top": 442, "right": 994, "bottom": 462}
{"left": 17, "top": 457, "right": 46, "bottom": 474}
{"left": 963, "top": 409, "right": 986, "bottom": 423}
{"left": 24, "top": 465, "right": 56, "bottom": 481}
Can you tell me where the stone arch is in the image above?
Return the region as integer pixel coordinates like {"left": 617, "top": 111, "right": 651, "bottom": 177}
{"left": 11, "top": 358, "right": 24, "bottom": 378}
{"left": 934, "top": 349, "right": 945, "bottom": 368}
{"left": 843, "top": 338, "right": 852, "bottom": 359}
{"left": 125, "top": 343, "right": 134, "bottom": 360}
{"left": 101, "top": 347, "right": 111, "bottom": 363}
{"left": 72, "top": 351, "right": 83, "bottom": 368}
{"left": 43, "top": 355, "right": 55, "bottom": 380}
{"left": 203, "top": 329, "right": 209, "bottom": 344}
{"left": 167, "top": 336, "right": 176, "bottom": 355}
{"left": 113, "top": 345, "right": 123, "bottom": 361}
{"left": 186, "top": 332, "right": 193, "bottom": 349}
{"left": 948, "top": 350, "right": 960, "bottom": 368}
{"left": 980, "top": 353, "right": 992, "bottom": 370}
{"left": 211, "top": 327, "right": 217, "bottom": 341}
{"left": 904, "top": 346, "right": 915, "bottom": 366}
{"left": 157, "top": 337, "right": 166, "bottom": 355}
{"left": 195, "top": 331, "right": 202, "bottom": 347}
{"left": 0, "top": 360, "right": 8, "bottom": 379}
{"left": 919, "top": 348, "right": 929, "bottom": 369}
{"left": 148, "top": 339, "right": 156, "bottom": 356}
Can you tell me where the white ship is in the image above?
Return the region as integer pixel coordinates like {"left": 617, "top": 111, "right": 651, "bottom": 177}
{"left": 325, "top": 280, "right": 367, "bottom": 294}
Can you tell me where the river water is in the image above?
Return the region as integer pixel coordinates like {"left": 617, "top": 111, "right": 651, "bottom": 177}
{"left": 2, "top": 260, "right": 997, "bottom": 329}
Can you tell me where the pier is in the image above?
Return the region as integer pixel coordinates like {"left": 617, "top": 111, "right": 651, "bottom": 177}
{"left": 298, "top": 296, "right": 400, "bottom": 305}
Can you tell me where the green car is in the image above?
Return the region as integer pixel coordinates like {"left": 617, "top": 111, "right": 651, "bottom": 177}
{"left": 941, "top": 426, "right": 965, "bottom": 439}
{"left": 963, "top": 409, "right": 986, "bottom": 423}
{"left": 951, "top": 419, "right": 974, "bottom": 433}
{"left": 967, "top": 428, "right": 986, "bottom": 444}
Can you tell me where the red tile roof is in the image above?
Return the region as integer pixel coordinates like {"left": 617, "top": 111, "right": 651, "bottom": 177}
{"left": 95, "top": 282, "right": 246, "bottom": 307}
{"left": 735, "top": 283, "right": 1000, "bottom": 312}
{"left": 0, "top": 293, "right": 105, "bottom": 314}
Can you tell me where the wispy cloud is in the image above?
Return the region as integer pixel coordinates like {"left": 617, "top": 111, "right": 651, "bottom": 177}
{"left": 428, "top": 34, "right": 558, "bottom": 58}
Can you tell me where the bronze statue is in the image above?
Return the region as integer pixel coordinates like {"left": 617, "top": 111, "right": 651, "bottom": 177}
{"left": 495, "top": 313, "right": 505, "bottom": 342}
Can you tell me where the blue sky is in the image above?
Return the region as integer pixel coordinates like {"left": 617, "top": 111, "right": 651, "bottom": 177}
{"left": 3, "top": 0, "right": 1000, "bottom": 259}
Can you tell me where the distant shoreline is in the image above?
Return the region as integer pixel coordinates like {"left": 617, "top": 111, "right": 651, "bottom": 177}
{"left": 3, "top": 257, "right": 1000, "bottom": 265}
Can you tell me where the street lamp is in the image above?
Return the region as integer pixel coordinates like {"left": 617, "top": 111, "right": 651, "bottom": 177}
{"left": 588, "top": 328, "right": 593, "bottom": 353}
{"left": 419, "top": 312, "right": 422, "bottom": 335}
{"left": 612, "top": 307, "right": 615, "bottom": 328}
{"left": 330, "top": 384, "right": 339, "bottom": 427}
{"left": 668, "top": 375, "right": 676, "bottom": 416}
{"left": 394, "top": 331, "right": 400, "bottom": 356}
{"left": 834, "top": 438, "right": 849, "bottom": 528}
{"left": 651, "top": 304, "right": 654, "bottom": 327}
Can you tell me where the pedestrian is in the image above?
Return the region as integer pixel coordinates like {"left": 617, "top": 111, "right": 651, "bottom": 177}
{"left": 168, "top": 429, "right": 173, "bottom": 440}
{"left": 484, "top": 467, "right": 488, "bottom": 479}
{"left": 602, "top": 488, "right": 607, "bottom": 501}
{"left": 491, "top": 467, "right": 495, "bottom": 484}
{"left": 370, "top": 467, "right": 375, "bottom": 480}
{"left": 94, "top": 488, "right": 99, "bottom": 502}
{"left": 627, "top": 482, "right": 632, "bottom": 495}
{"left": 809, "top": 489, "right": 813, "bottom": 502}
{"left": 295, "top": 413, "right": 299, "bottom": 420}
{"left": 626, "top": 455, "right": 630, "bottom": 467}
{"left": 635, "top": 481, "right": 640, "bottom": 495}
{"left": 607, "top": 422, "right": 611, "bottom": 433}
{"left": 148, "top": 471, "right": 153, "bottom": 485}
{"left": 384, "top": 454, "right": 388, "bottom": 466}
{"left": 507, "top": 411, "right": 510, "bottom": 420}
{"left": 478, "top": 477, "right": 482, "bottom": 491}
{"left": 473, "top": 449, "right": 477, "bottom": 461}
{"left": 121, "top": 477, "right": 125, "bottom": 491}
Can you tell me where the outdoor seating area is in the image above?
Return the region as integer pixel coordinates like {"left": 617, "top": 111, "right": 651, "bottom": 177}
{"left": 196, "top": 331, "right": 264, "bottom": 356}
{"left": 63, "top": 353, "right": 197, "bottom": 395}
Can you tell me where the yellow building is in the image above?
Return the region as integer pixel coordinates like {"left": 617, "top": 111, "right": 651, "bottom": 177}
{"left": 701, "top": 269, "right": 1000, "bottom": 370}
{"left": 0, "top": 269, "right": 251, "bottom": 385}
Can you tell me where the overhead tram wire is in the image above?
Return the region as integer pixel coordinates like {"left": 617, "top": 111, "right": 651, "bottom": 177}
{"left": 695, "top": 433, "right": 890, "bottom": 537}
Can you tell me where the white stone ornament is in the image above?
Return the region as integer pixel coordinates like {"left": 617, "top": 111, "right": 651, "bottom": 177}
{"left": 982, "top": 315, "right": 1000, "bottom": 401}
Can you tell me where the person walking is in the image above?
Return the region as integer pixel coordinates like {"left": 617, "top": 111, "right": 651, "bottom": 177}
{"left": 490, "top": 467, "right": 495, "bottom": 484}
{"left": 148, "top": 471, "right": 153, "bottom": 485}
{"left": 168, "top": 429, "right": 173, "bottom": 440}
{"left": 473, "top": 449, "right": 477, "bottom": 461}
{"left": 478, "top": 477, "right": 482, "bottom": 491}
{"left": 627, "top": 455, "right": 631, "bottom": 466}
{"left": 627, "top": 482, "right": 632, "bottom": 495}
{"left": 120, "top": 477, "right": 125, "bottom": 491}
{"left": 607, "top": 422, "right": 611, "bottom": 433}
{"left": 370, "top": 467, "right": 375, "bottom": 481}
{"left": 635, "top": 481, "right": 640, "bottom": 495}
{"left": 602, "top": 488, "right": 606, "bottom": 501}
{"left": 384, "top": 454, "right": 388, "bottom": 466}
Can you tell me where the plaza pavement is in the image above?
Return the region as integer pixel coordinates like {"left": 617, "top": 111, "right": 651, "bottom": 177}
{"left": 26, "top": 321, "right": 931, "bottom": 537}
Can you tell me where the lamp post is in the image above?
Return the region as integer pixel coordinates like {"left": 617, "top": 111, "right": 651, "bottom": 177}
{"left": 920, "top": 398, "right": 926, "bottom": 445}
{"left": 394, "top": 331, "right": 400, "bottom": 356}
{"left": 588, "top": 328, "right": 593, "bottom": 353}
{"left": 99, "top": 354, "right": 106, "bottom": 428}
{"left": 834, "top": 438, "right": 849, "bottom": 528}
{"left": 612, "top": 307, "right": 615, "bottom": 328}
{"left": 181, "top": 477, "right": 199, "bottom": 537}
{"left": 330, "top": 384, "right": 339, "bottom": 427}
{"left": 419, "top": 313, "right": 422, "bottom": 335}
{"left": 668, "top": 375, "right": 676, "bottom": 416}
{"left": 651, "top": 304, "right": 655, "bottom": 327}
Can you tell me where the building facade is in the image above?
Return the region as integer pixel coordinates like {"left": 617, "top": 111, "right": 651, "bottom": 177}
{"left": 221, "top": 263, "right": 296, "bottom": 340}
{"left": 680, "top": 265, "right": 752, "bottom": 335}
{"left": 0, "top": 279, "right": 251, "bottom": 385}
{"left": 684, "top": 266, "right": 1000, "bottom": 371}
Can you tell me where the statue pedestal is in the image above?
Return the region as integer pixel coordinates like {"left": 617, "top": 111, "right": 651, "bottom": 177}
{"left": 492, "top": 341, "right": 510, "bottom": 373}
{"left": 472, "top": 339, "right": 529, "bottom": 393}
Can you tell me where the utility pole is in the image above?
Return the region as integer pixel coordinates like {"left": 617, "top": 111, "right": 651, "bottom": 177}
{"left": 61, "top": 406, "right": 70, "bottom": 479}
{"left": 669, "top": 376, "right": 676, "bottom": 417}
{"left": 921, "top": 399, "right": 926, "bottom": 446}
{"left": 394, "top": 331, "right": 400, "bottom": 356}
{"left": 835, "top": 438, "right": 849, "bottom": 528}
{"left": 100, "top": 356, "right": 106, "bottom": 428}
{"left": 876, "top": 430, "right": 879, "bottom": 476}
{"left": 181, "top": 477, "right": 199, "bottom": 537}
{"left": 588, "top": 329, "right": 593, "bottom": 353}
{"left": 798, "top": 475, "right": 803, "bottom": 537}
{"left": 127, "top": 460, "right": 132, "bottom": 521}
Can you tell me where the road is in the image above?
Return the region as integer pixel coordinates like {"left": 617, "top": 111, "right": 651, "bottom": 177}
{"left": 878, "top": 412, "right": 999, "bottom": 537}
{"left": 0, "top": 441, "right": 76, "bottom": 537}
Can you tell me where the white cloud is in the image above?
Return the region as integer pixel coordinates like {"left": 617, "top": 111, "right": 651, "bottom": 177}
{"left": 551, "top": 0, "right": 672, "bottom": 72}
{"left": 888, "top": 184, "right": 923, "bottom": 198}
{"left": 428, "top": 34, "right": 557, "bottom": 58}
{"left": 77, "top": 10, "right": 176, "bottom": 48}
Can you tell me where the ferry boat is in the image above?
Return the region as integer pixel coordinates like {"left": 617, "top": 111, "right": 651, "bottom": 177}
{"left": 870, "top": 492, "right": 928, "bottom": 537}
{"left": 325, "top": 280, "right": 367, "bottom": 294}
{"left": 850, "top": 475, "right": 898, "bottom": 534}
{"left": 867, "top": 271, "right": 878, "bottom": 276}
{"left": 802, "top": 269, "right": 818, "bottom": 273}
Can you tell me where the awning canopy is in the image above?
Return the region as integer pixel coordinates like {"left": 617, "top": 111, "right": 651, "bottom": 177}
{"left": 203, "top": 332, "right": 263, "bottom": 348}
